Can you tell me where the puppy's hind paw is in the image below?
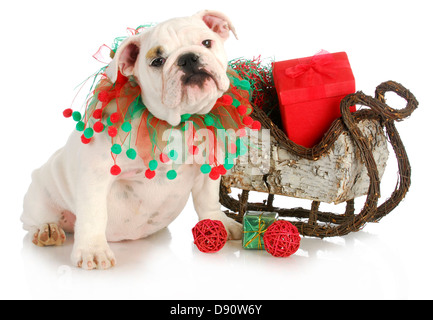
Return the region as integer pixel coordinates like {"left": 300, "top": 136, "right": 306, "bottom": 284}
{"left": 32, "top": 223, "right": 66, "bottom": 247}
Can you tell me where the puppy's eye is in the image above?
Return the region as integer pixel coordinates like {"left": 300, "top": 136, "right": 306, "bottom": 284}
{"left": 150, "top": 57, "right": 166, "bottom": 67}
{"left": 202, "top": 40, "right": 212, "bottom": 49}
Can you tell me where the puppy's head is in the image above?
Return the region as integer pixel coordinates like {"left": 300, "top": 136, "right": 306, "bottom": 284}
{"left": 106, "top": 10, "right": 237, "bottom": 126}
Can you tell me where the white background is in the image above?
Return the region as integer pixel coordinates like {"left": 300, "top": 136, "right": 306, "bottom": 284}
{"left": 1, "top": 0, "right": 432, "bottom": 300}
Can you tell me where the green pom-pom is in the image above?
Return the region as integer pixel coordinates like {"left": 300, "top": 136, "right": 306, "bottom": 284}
{"left": 181, "top": 122, "right": 189, "bottom": 132}
{"left": 232, "top": 98, "right": 241, "bottom": 108}
{"left": 84, "top": 128, "right": 94, "bottom": 139}
{"left": 76, "top": 121, "right": 85, "bottom": 132}
{"left": 181, "top": 113, "right": 192, "bottom": 122}
{"left": 239, "top": 79, "right": 251, "bottom": 90}
{"left": 200, "top": 164, "right": 212, "bottom": 174}
{"left": 224, "top": 161, "right": 234, "bottom": 170}
{"left": 168, "top": 150, "right": 178, "bottom": 161}
{"left": 111, "top": 144, "right": 122, "bottom": 155}
{"left": 204, "top": 115, "right": 214, "bottom": 126}
{"left": 148, "top": 159, "right": 158, "bottom": 171}
{"left": 121, "top": 122, "right": 132, "bottom": 132}
{"left": 233, "top": 77, "right": 251, "bottom": 90}
{"left": 126, "top": 148, "right": 137, "bottom": 160}
{"left": 72, "top": 111, "right": 82, "bottom": 122}
{"left": 167, "top": 170, "right": 177, "bottom": 180}
{"left": 224, "top": 163, "right": 234, "bottom": 170}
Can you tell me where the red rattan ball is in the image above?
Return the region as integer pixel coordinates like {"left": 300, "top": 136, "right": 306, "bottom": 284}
{"left": 263, "top": 220, "right": 301, "bottom": 257}
{"left": 192, "top": 219, "right": 227, "bottom": 253}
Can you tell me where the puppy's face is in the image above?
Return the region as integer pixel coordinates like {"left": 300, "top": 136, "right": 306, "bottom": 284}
{"left": 106, "top": 11, "right": 237, "bottom": 126}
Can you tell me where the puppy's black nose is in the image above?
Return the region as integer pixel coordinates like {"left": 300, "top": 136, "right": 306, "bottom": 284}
{"left": 177, "top": 53, "right": 200, "bottom": 72}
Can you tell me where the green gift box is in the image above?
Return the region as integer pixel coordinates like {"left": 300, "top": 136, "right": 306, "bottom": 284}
{"left": 242, "top": 211, "right": 278, "bottom": 250}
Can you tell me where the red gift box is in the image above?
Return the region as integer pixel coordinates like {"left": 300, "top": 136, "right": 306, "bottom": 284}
{"left": 273, "top": 51, "right": 356, "bottom": 148}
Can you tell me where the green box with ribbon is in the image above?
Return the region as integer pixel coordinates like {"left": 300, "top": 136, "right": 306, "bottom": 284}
{"left": 242, "top": 211, "right": 278, "bottom": 250}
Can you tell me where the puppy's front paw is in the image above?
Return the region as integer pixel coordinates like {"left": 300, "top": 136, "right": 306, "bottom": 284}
{"left": 71, "top": 242, "right": 116, "bottom": 270}
{"left": 221, "top": 216, "right": 243, "bottom": 240}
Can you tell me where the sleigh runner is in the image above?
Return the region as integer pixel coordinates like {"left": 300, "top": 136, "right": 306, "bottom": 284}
{"left": 220, "top": 81, "right": 417, "bottom": 238}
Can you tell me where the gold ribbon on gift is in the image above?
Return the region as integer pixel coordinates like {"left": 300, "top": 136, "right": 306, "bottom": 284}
{"left": 243, "top": 214, "right": 268, "bottom": 249}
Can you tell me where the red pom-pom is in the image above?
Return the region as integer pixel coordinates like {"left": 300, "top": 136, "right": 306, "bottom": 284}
{"left": 209, "top": 167, "right": 221, "bottom": 180}
{"left": 93, "top": 109, "right": 103, "bottom": 119}
{"left": 263, "top": 220, "right": 301, "bottom": 258}
{"left": 159, "top": 153, "right": 170, "bottom": 163}
{"left": 192, "top": 219, "right": 227, "bottom": 253}
{"left": 252, "top": 120, "right": 262, "bottom": 131}
{"left": 98, "top": 91, "right": 111, "bottom": 103}
{"left": 63, "top": 108, "right": 73, "bottom": 118}
{"left": 243, "top": 116, "right": 254, "bottom": 126}
{"left": 110, "top": 165, "right": 121, "bottom": 176}
{"left": 216, "top": 165, "right": 227, "bottom": 176}
{"left": 110, "top": 112, "right": 121, "bottom": 124}
{"left": 93, "top": 121, "right": 104, "bottom": 133}
{"left": 81, "top": 134, "right": 92, "bottom": 144}
{"left": 107, "top": 126, "right": 118, "bottom": 137}
{"left": 145, "top": 169, "right": 156, "bottom": 179}
{"left": 219, "top": 94, "right": 233, "bottom": 105}
{"left": 237, "top": 105, "right": 248, "bottom": 116}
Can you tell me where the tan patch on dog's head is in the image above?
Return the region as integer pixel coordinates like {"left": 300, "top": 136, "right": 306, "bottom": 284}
{"left": 146, "top": 46, "right": 164, "bottom": 60}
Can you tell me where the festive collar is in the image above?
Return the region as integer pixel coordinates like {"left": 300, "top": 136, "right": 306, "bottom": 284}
{"left": 63, "top": 68, "right": 261, "bottom": 180}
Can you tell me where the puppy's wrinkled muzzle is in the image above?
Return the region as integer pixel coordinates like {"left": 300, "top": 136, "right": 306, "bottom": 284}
{"left": 178, "top": 52, "right": 214, "bottom": 87}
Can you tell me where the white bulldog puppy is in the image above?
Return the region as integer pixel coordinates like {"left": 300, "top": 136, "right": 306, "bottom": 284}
{"left": 21, "top": 10, "right": 243, "bottom": 270}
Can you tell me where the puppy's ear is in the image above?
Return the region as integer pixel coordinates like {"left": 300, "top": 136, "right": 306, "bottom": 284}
{"left": 106, "top": 34, "right": 142, "bottom": 83}
{"left": 196, "top": 10, "right": 238, "bottom": 41}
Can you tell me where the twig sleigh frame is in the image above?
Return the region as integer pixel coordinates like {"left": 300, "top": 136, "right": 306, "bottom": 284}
{"left": 220, "top": 81, "right": 418, "bottom": 238}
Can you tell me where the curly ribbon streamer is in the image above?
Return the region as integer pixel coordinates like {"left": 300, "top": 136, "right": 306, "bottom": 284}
{"left": 92, "top": 24, "right": 156, "bottom": 64}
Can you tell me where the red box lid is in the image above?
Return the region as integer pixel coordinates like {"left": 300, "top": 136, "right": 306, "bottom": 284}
{"left": 273, "top": 52, "right": 355, "bottom": 105}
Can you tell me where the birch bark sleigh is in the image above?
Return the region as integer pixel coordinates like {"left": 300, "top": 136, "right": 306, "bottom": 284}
{"left": 220, "top": 81, "right": 417, "bottom": 238}
{"left": 222, "top": 119, "right": 389, "bottom": 204}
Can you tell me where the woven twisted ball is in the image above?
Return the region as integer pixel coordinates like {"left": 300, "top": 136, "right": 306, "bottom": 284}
{"left": 192, "top": 219, "right": 227, "bottom": 253}
{"left": 263, "top": 220, "right": 301, "bottom": 257}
